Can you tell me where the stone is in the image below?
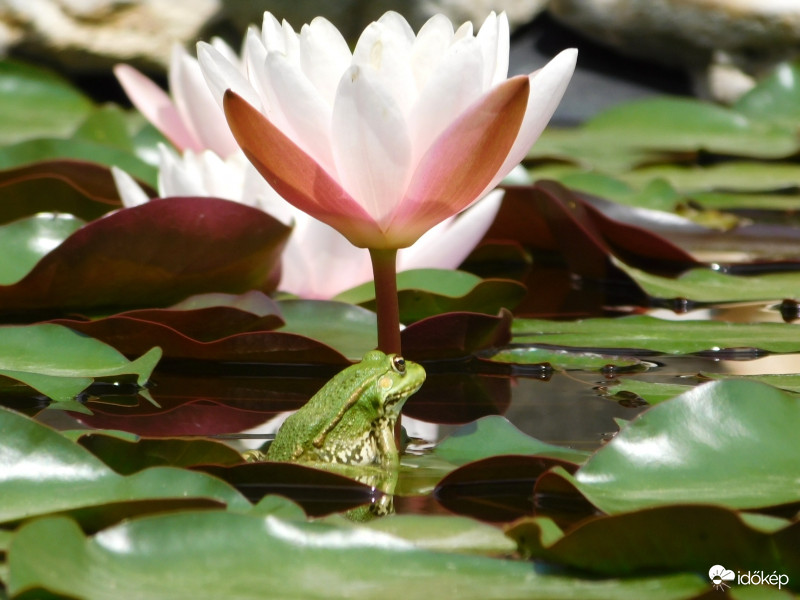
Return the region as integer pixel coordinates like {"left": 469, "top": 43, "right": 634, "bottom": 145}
{"left": 0, "top": 0, "right": 220, "bottom": 72}
{"left": 547, "top": 0, "right": 800, "bottom": 100}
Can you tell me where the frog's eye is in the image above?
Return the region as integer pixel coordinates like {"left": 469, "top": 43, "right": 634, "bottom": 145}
{"left": 391, "top": 355, "right": 406, "bottom": 374}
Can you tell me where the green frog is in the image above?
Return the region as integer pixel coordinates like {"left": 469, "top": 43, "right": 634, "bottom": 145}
{"left": 265, "top": 350, "right": 426, "bottom": 468}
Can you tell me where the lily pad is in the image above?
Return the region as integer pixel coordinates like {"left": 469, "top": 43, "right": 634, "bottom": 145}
{"left": 435, "top": 455, "right": 581, "bottom": 522}
{"left": 7, "top": 512, "right": 709, "bottom": 600}
{"left": 357, "top": 514, "right": 517, "bottom": 555}
{"left": 599, "top": 379, "right": 693, "bottom": 406}
{"left": 401, "top": 310, "right": 513, "bottom": 361}
{"left": 336, "top": 269, "right": 526, "bottom": 323}
{"left": 0, "top": 160, "right": 132, "bottom": 224}
{"left": 558, "top": 379, "right": 800, "bottom": 513}
{"left": 512, "top": 315, "right": 800, "bottom": 354}
{"left": 0, "top": 197, "right": 290, "bottom": 316}
{"left": 734, "top": 61, "right": 800, "bottom": 129}
{"left": 0, "top": 323, "right": 160, "bottom": 402}
{"left": 488, "top": 346, "right": 650, "bottom": 373}
{"left": 0, "top": 213, "right": 84, "bottom": 285}
{"left": 435, "top": 416, "right": 589, "bottom": 465}
{"left": 278, "top": 299, "right": 377, "bottom": 360}
{"left": 76, "top": 433, "right": 243, "bottom": 475}
{"left": 616, "top": 260, "right": 800, "bottom": 304}
{"left": 55, "top": 315, "right": 350, "bottom": 365}
{"left": 508, "top": 505, "right": 800, "bottom": 587}
{"left": 0, "top": 59, "right": 93, "bottom": 145}
{"left": 532, "top": 97, "right": 799, "bottom": 171}
{"left": 623, "top": 161, "right": 800, "bottom": 194}
{"left": 0, "top": 406, "right": 249, "bottom": 525}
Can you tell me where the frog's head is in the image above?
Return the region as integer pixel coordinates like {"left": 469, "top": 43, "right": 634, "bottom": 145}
{"left": 360, "top": 350, "right": 426, "bottom": 417}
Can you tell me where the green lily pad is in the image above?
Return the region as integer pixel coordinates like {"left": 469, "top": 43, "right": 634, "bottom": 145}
{"left": 508, "top": 505, "right": 799, "bottom": 586}
{"left": 0, "top": 406, "right": 250, "bottom": 525}
{"left": 700, "top": 372, "right": 800, "bottom": 394}
{"left": 600, "top": 379, "right": 693, "bottom": 405}
{"left": 7, "top": 512, "right": 709, "bottom": 600}
{"left": 0, "top": 213, "right": 84, "bottom": 285}
{"left": 512, "top": 315, "right": 800, "bottom": 354}
{"left": 347, "top": 514, "right": 517, "bottom": 556}
{"left": 488, "top": 346, "right": 650, "bottom": 372}
{"left": 278, "top": 299, "right": 377, "bottom": 360}
{"left": 0, "top": 136, "right": 157, "bottom": 184}
{"left": 689, "top": 190, "right": 800, "bottom": 211}
{"left": 616, "top": 260, "right": 800, "bottom": 304}
{"left": 735, "top": 61, "right": 800, "bottom": 129}
{"left": 559, "top": 379, "right": 800, "bottom": 513}
{"left": 531, "top": 97, "right": 799, "bottom": 172}
{"left": 0, "top": 324, "right": 160, "bottom": 402}
{"left": 0, "top": 59, "right": 93, "bottom": 145}
{"left": 623, "top": 161, "right": 800, "bottom": 194}
{"left": 336, "top": 269, "right": 526, "bottom": 324}
{"left": 435, "top": 415, "right": 590, "bottom": 465}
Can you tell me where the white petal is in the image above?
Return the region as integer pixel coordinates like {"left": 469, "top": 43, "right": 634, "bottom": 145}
{"left": 200, "top": 151, "right": 245, "bottom": 200}
{"left": 330, "top": 65, "right": 412, "bottom": 225}
{"left": 482, "top": 48, "right": 577, "bottom": 195}
{"left": 262, "top": 13, "right": 300, "bottom": 63}
{"left": 398, "top": 189, "right": 503, "bottom": 271}
{"left": 454, "top": 21, "right": 473, "bottom": 40}
{"left": 169, "top": 44, "right": 238, "bottom": 158}
{"left": 352, "top": 17, "right": 417, "bottom": 116}
{"left": 197, "top": 41, "right": 261, "bottom": 110}
{"left": 299, "top": 16, "right": 352, "bottom": 106}
{"left": 261, "top": 12, "right": 285, "bottom": 52}
{"left": 476, "top": 12, "right": 510, "bottom": 87}
{"left": 262, "top": 52, "right": 336, "bottom": 174}
{"left": 411, "top": 13, "right": 454, "bottom": 90}
{"left": 111, "top": 166, "right": 150, "bottom": 208}
{"left": 408, "top": 36, "right": 484, "bottom": 165}
{"left": 210, "top": 37, "right": 241, "bottom": 66}
{"left": 158, "top": 145, "right": 206, "bottom": 197}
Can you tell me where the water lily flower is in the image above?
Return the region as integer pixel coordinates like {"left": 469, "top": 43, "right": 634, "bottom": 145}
{"left": 198, "top": 11, "right": 575, "bottom": 250}
{"left": 114, "top": 42, "right": 241, "bottom": 158}
{"left": 198, "top": 11, "right": 576, "bottom": 351}
{"left": 112, "top": 145, "right": 505, "bottom": 298}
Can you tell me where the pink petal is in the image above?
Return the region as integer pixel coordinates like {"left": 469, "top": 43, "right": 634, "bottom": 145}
{"left": 114, "top": 64, "right": 201, "bottom": 152}
{"left": 223, "top": 90, "right": 382, "bottom": 247}
{"left": 385, "top": 75, "right": 530, "bottom": 247}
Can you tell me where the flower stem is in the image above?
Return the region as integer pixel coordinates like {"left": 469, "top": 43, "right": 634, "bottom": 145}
{"left": 369, "top": 248, "right": 402, "bottom": 355}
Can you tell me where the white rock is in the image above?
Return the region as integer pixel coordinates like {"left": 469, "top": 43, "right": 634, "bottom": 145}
{"left": 0, "top": 0, "right": 220, "bottom": 72}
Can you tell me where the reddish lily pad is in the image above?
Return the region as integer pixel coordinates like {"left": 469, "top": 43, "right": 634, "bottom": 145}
{"left": 0, "top": 160, "right": 137, "bottom": 224}
{"left": 53, "top": 315, "right": 350, "bottom": 365}
{"left": 76, "top": 433, "right": 243, "bottom": 475}
{"left": 434, "top": 455, "right": 580, "bottom": 523}
{"left": 197, "top": 462, "right": 380, "bottom": 516}
{"left": 401, "top": 309, "right": 513, "bottom": 361}
{"left": 402, "top": 372, "right": 512, "bottom": 425}
{"left": 0, "top": 197, "right": 290, "bottom": 316}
